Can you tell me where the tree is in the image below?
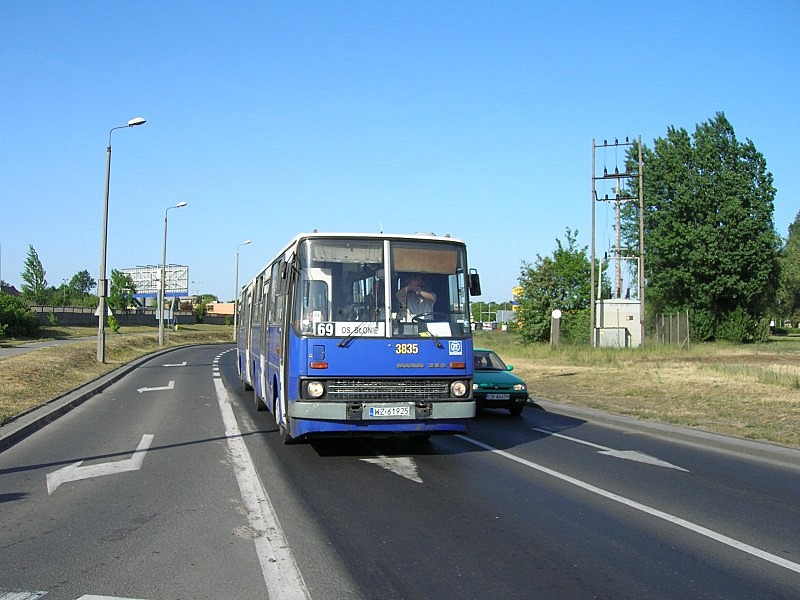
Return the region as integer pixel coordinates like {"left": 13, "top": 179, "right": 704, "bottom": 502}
{"left": 623, "top": 112, "right": 780, "bottom": 342}
{"left": 107, "top": 269, "right": 136, "bottom": 310}
{"left": 63, "top": 269, "right": 98, "bottom": 307}
{"left": 777, "top": 211, "right": 800, "bottom": 323}
{"left": 20, "top": 245, "right": 49, "bottom": 304}
{"left": 70, "top": 270, "right": 96, "bottom": 299}
{"left": 193, "top": 293, "right": 218, "bottom": 323}
{"left": 514, "top": 228, "right": 591, "bottom": 343}
{"left": 0, "top": 292, "right": 39, "bottom": 337}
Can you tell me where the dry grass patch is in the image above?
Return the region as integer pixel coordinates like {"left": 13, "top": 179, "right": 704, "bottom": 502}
{"left": 477, "top": 332, "right": 800, "bottom": 448}
{"left": 0, "top": 325, "right": 231, "bottom": 424}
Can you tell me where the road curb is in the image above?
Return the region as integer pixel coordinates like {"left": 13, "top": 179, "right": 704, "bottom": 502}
{"left": 532, "top": 398, "right": 800, "bottom": 470}
{"left": 0, "top": 347, "right": 179, "bottom": 452}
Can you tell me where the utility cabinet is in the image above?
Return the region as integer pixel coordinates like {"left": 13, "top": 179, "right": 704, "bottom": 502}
{"left": 595, "top": 298, "right": 642, "bottom": 348}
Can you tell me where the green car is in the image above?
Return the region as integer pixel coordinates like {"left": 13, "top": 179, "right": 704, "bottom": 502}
{"left": 472, "top": 348, "right": 529, "bottom": 416}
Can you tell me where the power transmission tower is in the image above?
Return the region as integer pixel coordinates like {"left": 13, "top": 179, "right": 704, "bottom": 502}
{"left": 590, "top": 136, "right": 644, "bottom": 347}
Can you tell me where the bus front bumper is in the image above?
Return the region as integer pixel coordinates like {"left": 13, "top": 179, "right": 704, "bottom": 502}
{"left": 288, "top": 400, "right": 476, "bottom": 421}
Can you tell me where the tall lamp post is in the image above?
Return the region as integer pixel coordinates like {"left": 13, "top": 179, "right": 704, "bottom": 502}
{"left": 97, "top": 117, "right": 146, "bottom": 363}
{"left": 233, "top": 239, "right": 252, "bottom": 341}
{"left": 158, "top": 202, "right": 188, "bottom": 346}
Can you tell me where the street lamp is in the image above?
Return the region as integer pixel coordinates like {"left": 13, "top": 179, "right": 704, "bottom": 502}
{"left": 97, "top": 117, "right": 146, "bottom": 363}
{"left": 233, "top": 239, "right": 252, "bottom": 341}
{"left": 158, "top": 201, "right": 188, "bottom": 346}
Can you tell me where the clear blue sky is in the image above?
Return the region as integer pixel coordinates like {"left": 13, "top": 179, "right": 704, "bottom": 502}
{"left": 2, "top": 1, "right": 798, "bottom": 303}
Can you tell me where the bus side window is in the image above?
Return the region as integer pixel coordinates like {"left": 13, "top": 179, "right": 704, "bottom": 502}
{"left": 270, "top": 262, "right": 282, "bottom": 324}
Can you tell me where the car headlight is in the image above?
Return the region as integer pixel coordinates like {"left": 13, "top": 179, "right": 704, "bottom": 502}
{"left": 450, "top": 380, "right": 468, "bottom": 398}
{"left": 472, "top": 383, "right": 478, "bottom": 390}
{"left": 306, "top": 381, "right": 325, "bottom": 398}
{"left": 514, "top": 383, "right": 526, "bottom": 391}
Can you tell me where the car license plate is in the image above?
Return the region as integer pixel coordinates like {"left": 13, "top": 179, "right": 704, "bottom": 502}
{"left": 369, "top": 405, "right": 411, "bottom": 418}
{"left": 486, "top": 393, "right": 510, "bottom": 400}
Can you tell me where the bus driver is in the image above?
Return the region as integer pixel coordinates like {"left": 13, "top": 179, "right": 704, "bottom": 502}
{"left": 396, "top": 274, "right": 437, "bottom": 318}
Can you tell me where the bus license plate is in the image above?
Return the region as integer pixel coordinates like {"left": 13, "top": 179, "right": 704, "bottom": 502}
{"left": 369, "top": 405, "right": 411, "bottom": 418}
{"left": 486, "top": 393, "right": 510, "bottom": 400}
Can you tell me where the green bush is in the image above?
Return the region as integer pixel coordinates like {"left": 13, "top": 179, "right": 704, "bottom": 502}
{"left": 716, "top": 307, "right": 766, "bottom": 344}
{"left": 107, "top": 314, "right": 121, "bottom": 333}
{"left": 0, "top": 294, "right": 40, "bottom": 337}
{"left": 690, "top": 308, "right": 716, "bottom": 342}
{"left": 559, "top": 309, "right": 590, "bottom": 345}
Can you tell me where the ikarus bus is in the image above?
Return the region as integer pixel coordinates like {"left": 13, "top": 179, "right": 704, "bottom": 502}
{"left": 236, "top": 232, "right": 482, "bottom": 443}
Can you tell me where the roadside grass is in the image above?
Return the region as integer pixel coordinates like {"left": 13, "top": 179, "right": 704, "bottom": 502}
{"left": 2, "top": 326, "right": 799, "bottom": 449}
{"left": 474, "top": 331, "right": 800, "bottom": 449}
{"left": 0, "top": 324, "right": 231, "bottom": 425}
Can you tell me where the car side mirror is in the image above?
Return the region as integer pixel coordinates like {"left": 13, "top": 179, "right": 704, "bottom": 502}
{"left": 506, "top": 365, "right": 514, "bottom": 371}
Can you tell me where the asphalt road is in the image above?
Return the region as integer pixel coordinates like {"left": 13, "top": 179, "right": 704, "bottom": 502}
{"left": 1, "top": 344, "right": 798, "bottom": 599}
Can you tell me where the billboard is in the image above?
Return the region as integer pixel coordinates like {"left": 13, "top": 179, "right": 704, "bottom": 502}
{"left": 123, "top": 265, "right": 189, "bottom": 298}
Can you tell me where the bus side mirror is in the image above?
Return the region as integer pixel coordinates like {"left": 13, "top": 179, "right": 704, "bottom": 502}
{"left": 469, "top": 269, "right": 481, "bottom": 296}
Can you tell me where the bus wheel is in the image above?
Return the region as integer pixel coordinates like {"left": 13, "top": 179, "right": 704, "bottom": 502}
{"left": 254, "top": 390, "right": 267, "bottom": 411}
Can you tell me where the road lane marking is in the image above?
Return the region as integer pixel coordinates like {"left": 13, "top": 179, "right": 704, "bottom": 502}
{"left": 137, "top": 380, "right": 175, "bottom": 394}
{"left": 213, "top": 374, "right": 310, "bottom": 599}
{"left": 162, "top": 361, "right": 187, "bottom": 367}
{"left": 46, "top": 434, "right": 154, "bottom": 495}
{"left": 457, "top": 434, "right": 800, "bottom": 575}
{"left": 361, "top": 455, "right": 423, "bottom": 483}
{"left": 0, "top": 592, "right": 149, "bottom": 599}
{"left": 79, "top": 595, "right": 148, "bottom": 599}
{"left": 532, "top": 427, "right": 689, "bottom": 471}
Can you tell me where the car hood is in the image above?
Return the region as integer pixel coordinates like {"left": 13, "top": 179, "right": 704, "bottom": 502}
{"left": 473, "top": 369, "right": 525, "bottom": 390}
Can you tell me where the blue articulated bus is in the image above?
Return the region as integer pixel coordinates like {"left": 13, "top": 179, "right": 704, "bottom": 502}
{"left": 236, "top": 232, "right": 482, "bottom": 443}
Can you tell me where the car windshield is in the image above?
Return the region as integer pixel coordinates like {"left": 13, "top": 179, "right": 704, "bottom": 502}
{"left": 474, "top": 350, "right": 507, "bottom": 371}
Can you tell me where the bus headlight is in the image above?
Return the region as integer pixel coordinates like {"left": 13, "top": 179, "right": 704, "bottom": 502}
{"left": 450, "top": 380, "right": 468, "bottom": 398}
{"left": 306, "top": 381, "right": 325, "bottom": 398}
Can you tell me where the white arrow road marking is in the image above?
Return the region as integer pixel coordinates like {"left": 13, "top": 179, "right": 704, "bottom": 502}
{"left": 46, "top": 434, "right": 154, "bottom": 495}
{"left": 532, "top": 427, "right": 689, "bottom": 471}
{"left": 360, "top": 455, "right": 423, "bottom": 483}
{"left": 79, "top": 595, "right": 149, "bottom": 599}
{"left": 458, "top": 434, "right": 800, "bottom": 576}
{"left": 137, "top": 380, "right": 175, "bottom": 394}
{"left": 78, "top": 595, "right": 149, "bottom": 599}
{"left": 0, "top": 592, "right": 148, "bottom": 600}
{"left": 162, "top": 360, "right": 187, "bottom": 367}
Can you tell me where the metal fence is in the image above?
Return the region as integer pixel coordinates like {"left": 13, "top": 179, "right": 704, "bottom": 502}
{"left": 652, "top": 311, "right": 690, "bottom": 348}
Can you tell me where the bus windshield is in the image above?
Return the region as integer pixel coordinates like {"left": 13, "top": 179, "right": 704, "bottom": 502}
{"left": 293, "top": 237, "right": 471, "bottom": 338}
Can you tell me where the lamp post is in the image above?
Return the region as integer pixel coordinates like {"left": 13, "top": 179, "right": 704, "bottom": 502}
{"left": 97, "top": 117, "right": 146, "bottom": 363}
{"left": 158, "top": 202, "right": 188, "bottom": 346}
{"left": 233, "top": 240, "right": 252, "bottom": 341}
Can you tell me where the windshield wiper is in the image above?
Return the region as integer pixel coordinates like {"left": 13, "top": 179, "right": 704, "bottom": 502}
{"left": 413, "top": 315, "right": 443, "bottom": 348}
{"left": 338, "top": 322, "right": 375, "bottom": 348}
